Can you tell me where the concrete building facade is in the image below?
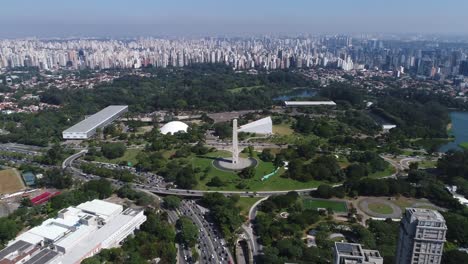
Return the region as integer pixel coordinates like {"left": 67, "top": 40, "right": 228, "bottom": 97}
{"left": 395, "top": 208, "right": 447, "bottom": 264}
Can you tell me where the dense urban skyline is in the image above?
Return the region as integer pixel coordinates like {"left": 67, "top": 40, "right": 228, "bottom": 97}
{"left": 2, "top": 0, "right": 468, "bottom": 37}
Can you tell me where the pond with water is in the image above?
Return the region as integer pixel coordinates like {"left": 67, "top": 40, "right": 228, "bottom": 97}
{"left": 439, "top": 112, "right": 468, "bottom": 152}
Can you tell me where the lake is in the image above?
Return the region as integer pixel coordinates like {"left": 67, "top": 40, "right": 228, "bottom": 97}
{"left": 273, "top": 88, "right": 317, "bottom": 101}
{"left": 439, "top": 112, "right": 468, "bottom": 152}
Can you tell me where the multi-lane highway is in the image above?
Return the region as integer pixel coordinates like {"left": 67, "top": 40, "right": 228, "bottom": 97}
{"left": 57, "top": 149, "right": 408, "bottom": 263}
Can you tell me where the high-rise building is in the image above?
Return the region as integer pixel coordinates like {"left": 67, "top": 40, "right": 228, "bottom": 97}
{"left": 459, "top": 60, "right": 468, "bottom": 76}
{"left": 333, "top": 242, "right": 383, "bottom": 264}
{"left": 395, "top": 208, "right": 447, "bottom": 264}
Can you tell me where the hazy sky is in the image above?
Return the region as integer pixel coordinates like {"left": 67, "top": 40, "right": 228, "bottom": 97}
{"left": 1, "top": 0, "right": 467, "bottom": 37}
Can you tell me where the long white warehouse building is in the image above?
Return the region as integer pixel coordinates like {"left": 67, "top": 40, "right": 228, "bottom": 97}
{"left": 62, "top": 105, "right": 128, "bottom": 139}
{"left": 284, "top": 101, "right": 336, "bottom": 106}
{"left": 0, "top": 199, "right": 146, "bottom": 264}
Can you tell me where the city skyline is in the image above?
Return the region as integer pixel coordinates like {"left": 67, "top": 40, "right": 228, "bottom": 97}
{"left": 2, "top": 0, "right": 468, "bottom": 38}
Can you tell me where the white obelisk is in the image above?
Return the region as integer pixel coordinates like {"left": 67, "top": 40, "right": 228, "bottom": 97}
{"left": 232, "top": 119, "right": 239, "bottom": 164}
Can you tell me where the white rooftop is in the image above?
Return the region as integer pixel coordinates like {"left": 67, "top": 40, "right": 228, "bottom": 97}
{"left": 284, "top": 101, "right": 336, "bottom": 106}
{"left": 63, "top": 105, "right": 128, "bottom": 134}
{"left": 60, "top": 208, "right": 143, "bottom": 264}
{"left": 160, "top": 121, "right": 189, "bottom": 135}
{"left": 77, "top": 199, "right": 123, "bottom": 219}
{"left": 238, "top": 116, "right": 273, "bottom": 134}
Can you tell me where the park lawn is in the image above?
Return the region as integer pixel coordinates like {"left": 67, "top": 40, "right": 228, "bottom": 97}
{"left": 228, "top": 85, "right": 265, "bottom": 94}
{"left": 0, "top": 168, "right": 25, "bottom": 194}
{"left": 401, "top": 149, "right": 425, "bottom": 156}
{"left": 413, "top": 138, "right": 453, "bottom": 150}
{"left": 236, "top": 197, "right": 262, "bottom": 217}
{"left": 268, "top": 133, "right": 323, "bottom": 146}
{"left": 392, "top": 197, "right": 440, "bottom": 211}
{"left": 459, "top": 142, "right": 468, "bottom": 150}
{"left": 418, "top": 160, "right": 437, "bottom": 169}
{"left": 302, "top": 198, "right": 348, "bottom": 213}
{"left": 273, "top": 123, "right": 294, "bottom": 136}
{"left": 191, "top": 150, "right": 322, "bottom": 191}
{"left": 135, "top": 126, "right": 154, "bottom": 135}
{"left": 94, "top": 148, "right": 142, "bottom": 166}
{"left": 367, "top": 202, "right": 394, "bottom": 214}
{"left": 337, "top": 156, "right": 350, "bottom": 169}
{"left": 368, "top": 164, "right": 396, "bottom": 179}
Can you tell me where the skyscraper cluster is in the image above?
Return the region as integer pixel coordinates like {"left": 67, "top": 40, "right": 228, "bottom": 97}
{"left": 1, "top": 36, "right": 468, "bottom": 80}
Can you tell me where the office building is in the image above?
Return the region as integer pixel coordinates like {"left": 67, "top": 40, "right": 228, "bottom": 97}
{"left": 0, "top": 199, "right": 146, "bottom": 264}
{"left": 62, "top": 105, "right": 128, "bottom": 139}
{"left": 460, "top": 60, "right": 468, "bottom": 76}
{"left": 395, "top": 208, "right": 446, "bottom": 264}
{"left": 333, "top": 242, "right": 383, "bottom": 264}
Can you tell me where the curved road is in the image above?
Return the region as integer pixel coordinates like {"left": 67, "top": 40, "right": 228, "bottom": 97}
{"left": 63, "top": 149, "right": 403, "bottom": 261}
{"left": 64, "top": 149, "right": 323, "bottom": 197}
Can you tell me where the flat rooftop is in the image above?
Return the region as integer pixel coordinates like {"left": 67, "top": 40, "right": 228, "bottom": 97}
{"left": 23, "top": 249, "right": 58, "bottom": 264}
{"left": 77, "top": 199, "right": 122, "bottom": 218}
{"left": 336, "top": 242, "right": 363, "bottom": 257}
{"left": 63, "top": 105, "right": 128, "bottom": 134}
{"left": 59, "top": 208, "right": 144, "bottom": 264}
{"left": 0, "top": 240, "right": 33, "bottom": 260}
{"left": 406, "top": 208, "right": 446, "bottom": 223}
{"left": 284, "top": 101, "right": 336, "bottom": 106}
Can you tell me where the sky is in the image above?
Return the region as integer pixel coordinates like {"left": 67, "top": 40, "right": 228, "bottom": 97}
{"left": 1, "top": 0, "right": 468, "bottom": 38}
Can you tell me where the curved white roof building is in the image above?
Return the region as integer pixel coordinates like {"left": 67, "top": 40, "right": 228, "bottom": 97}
{"left": 160, "top": 121, "right": 189, "bottom": 135}
{"left": 238, "top": 116, "right": 273, "bottom": 134}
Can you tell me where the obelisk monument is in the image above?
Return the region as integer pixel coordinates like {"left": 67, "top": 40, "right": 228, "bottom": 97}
{"left": 232, "top": 119, "right": 239, "bottom": 164}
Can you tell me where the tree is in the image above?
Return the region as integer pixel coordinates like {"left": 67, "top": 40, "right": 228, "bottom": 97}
{"left": 101, "top": 142, "right": 126, "bottom": 159}
{"left": 346, "top": 163, "right": 369, "bottom": 179}
{"left": 0, "top": 218, "right": 20, "bottom": 246}
{"left": 273, "top": 154, "right": 285, "bottom": 167}
{"left": 201, "top": 193, "right": 243, "bottom": 237}
{"left": 239, "top": 166, "right": 255, "bottom": 179}
{"left": 259, "top": 149, "right": 274, "bottom": 162}
{"left": 213, "top": 122, "right": 232, "bottom": 139}
{"left": 163, "top": 195, "right": 181, "bottom": 209}
{"left": 175, "top": 166, "right": 197, "bottom": 189}
{"left": 83, "top": 178, "right": 113, "bottom": 199}
{"left": 409, "top": 162, "right": 419, "bottom": 171}
{"left": 315, "top": 184, "right": 333, "bottom": 198}
{"left": 442, "top": 250, "right": 468, "bottom": 264}
{"left": 43, "top": 144, "right": 64, "bottom": 165}
{"left": 207, "top": 176, "right": 225, "bottom": 187}
{"left": 41, "top": 168, "right": 73, "bottom": 189}
{"left": 176, "top": 216, "right": 199, "bottom": 247}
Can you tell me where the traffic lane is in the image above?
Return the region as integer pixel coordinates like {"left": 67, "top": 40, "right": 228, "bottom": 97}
{"left": 186, "top": 201, "right": 231, "bottom": 263}
{"left": 179, "top": 202, "right": 216, "bottom": 263}
{"left": 180, "top": 201, "right": 222, "bottom": 263}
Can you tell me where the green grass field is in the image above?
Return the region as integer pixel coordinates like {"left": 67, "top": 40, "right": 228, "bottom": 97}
{"left": 368, "top": 165, "right": 396, "bottom": 179}
{"left": 302, "top": 198, "right": 348, "bottom": 213}
{"left": 367, "top": 202, "right": 394, "bottom": 214}
{"left": 191, "top": 150, "right": 322, "bottom": 191}
{"left": 272, "top": 123, "right": 294, "bottom": 136}
{"left": 236, "top": 197, "right": 261, "bottom": 217}
{"left": 392, "top": 197, "right": 440, "bottom": 211}
{"left": 459, "top": 142, "right": 468, "bottom": 150}
{"left": 228, "top": 85, "right": 265, "bottom": 93}
{"left": 94, "top": 148, "right": 142, "bottom": 166}
{"left": 418, "top": 160, "right": 437, "bottom": 169}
